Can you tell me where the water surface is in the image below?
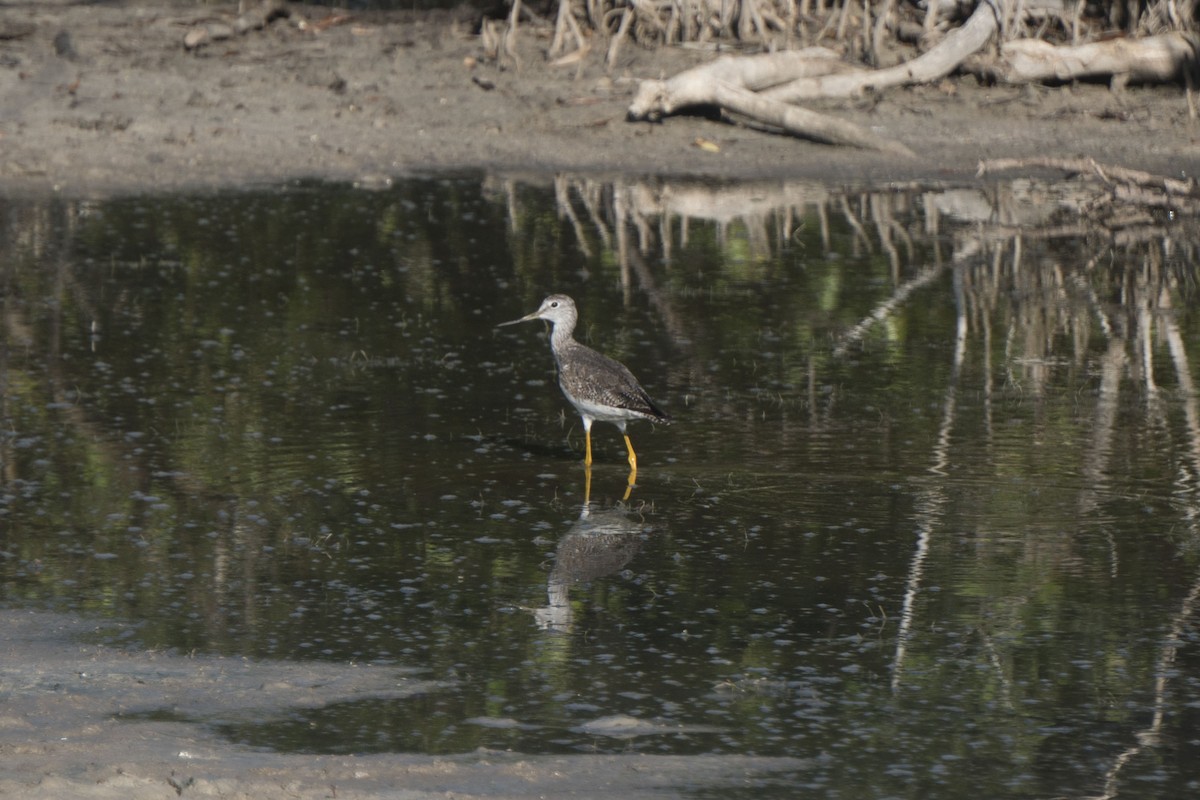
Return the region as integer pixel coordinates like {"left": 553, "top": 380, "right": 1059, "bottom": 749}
{"left": 3, "top": 173, "right": 1199, "bottom": 798}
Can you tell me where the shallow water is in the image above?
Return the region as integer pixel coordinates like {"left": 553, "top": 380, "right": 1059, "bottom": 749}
{"left": 3, "top": 173, "right": 1200, "bottom": 797}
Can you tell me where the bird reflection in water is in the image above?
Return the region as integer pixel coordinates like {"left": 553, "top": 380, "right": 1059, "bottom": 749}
{"left": 534, "top": 499, "right": 649, "bottom": 633}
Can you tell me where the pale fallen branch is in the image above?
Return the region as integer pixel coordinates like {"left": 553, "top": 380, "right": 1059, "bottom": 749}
{"left": 713, "top": 81, "right": 917, "bottom": 156}
{"left": 762, "top": 0, "right": 1002, "bottom": 101}
{"left": 968, "top": 31, "right": 1199, "bottom": 86}
{"left": 627, "top": 47, "right": 915, "bottom": 155}
{"left": 628, "top": 47, "right": 854, "bottom": 118}
{"left": 184, "top": 0, "right": 290, "bottom": 51}
{"left": 625, "top": 1, "right": 1011, "bottom": 155}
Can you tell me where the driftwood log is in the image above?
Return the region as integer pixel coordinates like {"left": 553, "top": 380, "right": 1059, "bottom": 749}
{"left": 626, "top": 1, "right": 1006, "bottom": 155}
{"left": 627, "top": 0, "right": 1199, "bottom": 154}
{"left": 627, "top": 46, "right": 918, "bottom": 156}
{"left": 970, "top": 32, "right": 1199, "bottom": 87}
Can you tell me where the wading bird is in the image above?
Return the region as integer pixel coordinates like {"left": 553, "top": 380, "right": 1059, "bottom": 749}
{"left": 498, "top": 294, "right": 670, "bottom": 477}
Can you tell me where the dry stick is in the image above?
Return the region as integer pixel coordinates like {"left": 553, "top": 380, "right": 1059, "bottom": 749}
{"left": 549, "top": 0, "right": 570, "bottom": 57}
{"left": 573, "top": 0, "right": 591, "bottom": 54}
{"left": 815, "top": 4, "right": 837, "bottom": 42}
{"left": 481, "top": 19, "right": 502, "bottom": 60}
{"left": 632, "top": 0, "right": 670, "bottom": 38}
{"left": 666, "top": 3, "right": 680, "bottom": 43}
{"left": 871, "top": 0, "right": 895, "bottom": 65}
{"left": 566, "top": 8, "right": 588, "bottom": 54}
{"left": 923, "top": 0, "right": 939, "bottom": 37}
{"left": 743, "top": 0, "right": 769, "bottom": 44}
{"left": 759, "top": 5, "right": 789, "bottom": 38}
{"left": 735, "top": 0, "right": 749, "bottom": 40}
{"left": 861, "top": 0, "right": 871, "bottom": 60}
{"left": 711, "top": 80, "right": 916, "bottom": 155}
{"left": 721, "top": 0, "right": 735, "bottom": 41}
{"left": 606, "top": 6, "right": 634, "bottom": 66}
{"left": 505, "top": 0, "right": 523, "bottom": 69}
{"left": 550, "top": 6, "right": 590, "bottom": 66}
{"left": 835, "top": 0, "right": 851, "bottom": 42}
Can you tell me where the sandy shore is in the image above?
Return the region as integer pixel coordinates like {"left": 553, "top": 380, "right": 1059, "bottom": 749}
{"left": 2, "top": 0, "right": 1199, "bottom": 200}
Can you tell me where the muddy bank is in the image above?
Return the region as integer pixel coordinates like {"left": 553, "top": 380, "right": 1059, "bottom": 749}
{"left": 0, "top": 609, "right": 806, "bottom": 798}
{"left": 2, "top": 0, "right": 1199, "bottom": 199}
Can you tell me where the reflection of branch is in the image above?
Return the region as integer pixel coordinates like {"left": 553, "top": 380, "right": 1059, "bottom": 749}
{"left": 891, "top": 508, "right": 933, "bottom": 691}
{"left": 836, "top": 195, "right": 870, "bottom": 251}
{"left": 1077, "top": 339, "right": 1126, "bottom": 523}
{"left": 1137, "top": 291, "right": 1158, "bottom": 395}
{"left": 577, "top": 181, "right": 613, "bottom": 250}
{"left": 505, "top": 179, "right": 520, "bottom": 234}
{"left": 1078, "top": 574, "right": 1200, "bottom": 800}
{"left": 930, "top": 268, "right": 968, "bottom": 477}
{"left": 1163, "top": 309, "right": 1200, "bottom": 535}
{"left": 833, "top": 264, "right": 946, "bottom": 357}
{"left": 1083, "top": 339, "right": 1128, "bottom": 578}
{"left": 554, "top": 174, "right": 592, "bottom": 258}
{"left": 978, "top": 627, "right": 1015, "bottom": 710}
{"left": 978, "top": 157, "right": 1197, "bottom": 197}
{"left": 871, "top": 193, "right": 901, "bottom": 279}
{"left": 0, "top": 255, "right": 11, "bottom": 483}
{"left": 893, "top": 263, "right": 967, "bottom": 690}
{"left": 1073, "top": 272, "right": 1113, "bottom": 338}
{"left": 625, "top": 246, "right": 688, "bottom": 347}
{"left": 978, "top": 158, "right": 1200, "bottom": 223}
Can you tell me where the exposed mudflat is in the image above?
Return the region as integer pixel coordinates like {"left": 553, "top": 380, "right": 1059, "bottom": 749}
{"left": 2, "top": 0, "right": 1199, "bottom": 200}
{"left": 0, "top": 610, "right": 808, "bottom": 798}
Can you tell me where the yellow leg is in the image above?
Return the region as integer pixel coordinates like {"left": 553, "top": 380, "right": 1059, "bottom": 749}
{"left": 584, "top": 462, "right": 593, "bottom": 505}
{"left": 623, "top": 434, "right": 638, "bottom": 472}
{"left": 584, "top": 428, "right": 593, "bottom": 466}
{"left": 623, "top": 434, "right": 638, "bottom": 499}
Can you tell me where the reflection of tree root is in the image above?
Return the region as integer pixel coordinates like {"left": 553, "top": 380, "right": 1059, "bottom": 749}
{"left": 977, "top": 157, "right": 1200, "bottom": 222}
{"left": 977, "top": 156, "right": 1197, "bottom": 195}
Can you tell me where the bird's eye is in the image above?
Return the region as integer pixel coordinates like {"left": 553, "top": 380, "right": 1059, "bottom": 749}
{"left": 550, "top": 301, "right": 559, "bottom": 308}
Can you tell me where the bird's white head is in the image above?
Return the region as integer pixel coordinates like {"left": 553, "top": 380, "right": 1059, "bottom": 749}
{"left": 497, "top": 294, "right": 578, "bottom": 329}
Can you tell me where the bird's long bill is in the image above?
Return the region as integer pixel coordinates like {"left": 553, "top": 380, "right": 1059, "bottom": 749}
{"left": 496, "top": 310, "right": 541, "bottom": 327}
